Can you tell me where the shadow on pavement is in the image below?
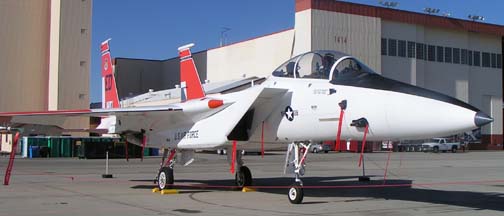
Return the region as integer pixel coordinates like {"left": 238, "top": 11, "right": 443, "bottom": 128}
{"left": 130, "top": 176, "right": 504, "bottom": 210}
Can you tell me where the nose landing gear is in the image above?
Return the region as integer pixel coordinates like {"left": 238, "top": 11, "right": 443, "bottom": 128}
{"left": 284, "top": 141, "right": 311, "bottom": 204}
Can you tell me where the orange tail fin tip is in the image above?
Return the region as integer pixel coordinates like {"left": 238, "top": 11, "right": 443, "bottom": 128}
{"left": 178, "top": 43, "right": 205, "bottom": 102}
{"left": 101, "top": 39, "right": 120, "bottom": 109}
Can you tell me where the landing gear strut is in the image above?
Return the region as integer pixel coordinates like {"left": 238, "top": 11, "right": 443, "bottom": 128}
{"left": 284, "top": 142, "right": 311, "bottom": 204}
{"left": 157, "top": 148, "right": 176, "bottom": 190}
{"left": 230, "top": 148, "right": 253, "bottom": 188}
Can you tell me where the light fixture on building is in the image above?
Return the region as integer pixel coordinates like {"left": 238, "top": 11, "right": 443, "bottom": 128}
{"left": 468, "top": 15, "right": 485, "bottom": 22}
{"left": 443, "top": 12, "right": 451, "bottom": 17}
{"left": 423, "top": 7, "right": 440, "bottom": 14}
{"left": 378, "top": 1, "right": 398, "bottom": 8}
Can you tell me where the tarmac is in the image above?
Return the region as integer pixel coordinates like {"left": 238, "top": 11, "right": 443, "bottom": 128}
{"left": 1, "top": 151, "right": 504, "bottom": 216}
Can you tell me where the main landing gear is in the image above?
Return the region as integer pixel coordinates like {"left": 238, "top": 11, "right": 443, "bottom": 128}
{"left": 284, "top": 142, "right": 311, "bottom": 204}
{"left": 230, "top": 149, "right": 253, "bottom": 188}
{"left": 156, "top": 149, "right": 176, "bottom": 190}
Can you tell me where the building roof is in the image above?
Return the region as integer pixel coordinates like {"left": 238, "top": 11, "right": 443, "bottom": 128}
{"left": 296, "top": 0, "right": 504, "bottom": 36}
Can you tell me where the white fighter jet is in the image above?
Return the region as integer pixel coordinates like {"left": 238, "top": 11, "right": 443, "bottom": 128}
{"left": 0, "top": 40, "right": 492, "bottom": 204}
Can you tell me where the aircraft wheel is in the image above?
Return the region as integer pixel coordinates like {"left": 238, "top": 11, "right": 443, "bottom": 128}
{"left": 235, "top": 166, "right": 252, "bottom": 187}
{"left": 158, "top": 167, "right": 174, "bottom": 190}
{"left": 288, "top": 183, "right": 304, "bottom": 204}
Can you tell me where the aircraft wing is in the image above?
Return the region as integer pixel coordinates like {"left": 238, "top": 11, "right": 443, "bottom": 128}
{"left": 0, "top": 103, "right": 211, "bottom": 132}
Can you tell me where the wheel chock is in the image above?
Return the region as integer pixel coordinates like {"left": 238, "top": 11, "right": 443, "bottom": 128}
{"left": 242, "top": 187, "right": 256, "bottom": 192}
{"left": 152, "top": 188, "right": 160, "bottom": 193}
{"left": 160, "top": 189, "right": 179, "bottom": 195}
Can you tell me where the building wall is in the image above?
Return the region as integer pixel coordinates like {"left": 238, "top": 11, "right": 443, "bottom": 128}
{"left": 114, "top": 51, "right": 207, "bottom": 100}
{"left": 311, "top": 9, "right": 381, "bottom": 73}
{"left": 381, "top": 20, "right": 503, "bottom": 142}
{"left": 293, "top": 10, "right": 311, "bottom": 55}
{"left": 206, "top": 29, "right": 295, "bottom": 82}
{"left": 0, "top": 0, "right": 91, "bottom": 133}
{"left": 58, "top": 0, "right": 92, "bottom": 130}
{"left": 0, "top": 0, "right": 50, "bottom": 112}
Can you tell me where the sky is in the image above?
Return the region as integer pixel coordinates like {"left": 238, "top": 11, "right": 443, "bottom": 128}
{"left": 90, "top": 0, "right": 504, "bottom": 103}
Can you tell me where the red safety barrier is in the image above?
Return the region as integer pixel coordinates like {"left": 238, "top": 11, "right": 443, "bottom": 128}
{"left": 358, "top": 125, "right": 369, "bottom": 167}
{"left": 163, "top": 179, "right": 504, "bottom": 190}
{"left": 4, "top": 132, "right": 20, "bottom": 186}
{"left": 230, "top": 141, "right": 237, "bottom": 174}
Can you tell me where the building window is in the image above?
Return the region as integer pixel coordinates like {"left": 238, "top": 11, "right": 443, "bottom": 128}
{"left": 491, "top": 53, "right": 497, "bottom": 68}
{"left": 428, "top": 45, "right": 435, "bottom": 61}
{"left": 482, "top": 52, "right": 490, "bottom": 67}
{"left": 416, "top": 43, "right": 424, "bottom": 60}
{"left": 80, "top": 61, "right": 86, "bottom": 66}
{"left": 474, "top": 51, "right": 481, "bottom": 66}
{"left": 461, "top": 49, "right": 468, "bottom": 65}
{"left": 381, "top": 38, "right": 387, "bottom": 55}
{"left": 468, "top": 50, "right": 473, "bottom": 66}
{"left": 388, "top": 39, "right": 397, "bottom": 56}
{"left": 407, "top": 41, "right": 415, "bottom": 58}
{"left": 436, "top": 46, "right": 444, "bottom": 62}
{"left": 81, "top": 28, "right": 87, "bottom": 34}
{"left": 398, "top": 40, "right": 406, "bottom": 57}
{"left": 453, "top": 48, "right": 460, "bottom": 64}
{"left": 444, "top": 47, "right": 452, "bottom": 63}
{"left": 497, "top": 54, "right": 502, "bottom": 69}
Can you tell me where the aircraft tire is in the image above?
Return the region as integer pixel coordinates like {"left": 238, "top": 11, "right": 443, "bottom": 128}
{"left": 158, "top": 167, "right": 174, "bottom": 190}
{"left": 288, "top": 183, "right": 304, "bottom": 204}
{"left": 235, "top": 166, "right": 252, "bottom": 187}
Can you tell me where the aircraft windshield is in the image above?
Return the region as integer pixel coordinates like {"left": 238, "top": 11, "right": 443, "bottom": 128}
{"left": 272, "top": 50, "right": 375, "bottom": 81}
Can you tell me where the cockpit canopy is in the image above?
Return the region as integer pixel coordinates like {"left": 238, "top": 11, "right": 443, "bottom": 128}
{"left": 272, "top": 50, "right": 375, "bottom": 82}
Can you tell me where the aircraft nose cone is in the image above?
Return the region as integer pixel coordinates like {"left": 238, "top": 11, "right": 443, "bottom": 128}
{"left": 474, "top": 111, "right": 493, "bottom": 127}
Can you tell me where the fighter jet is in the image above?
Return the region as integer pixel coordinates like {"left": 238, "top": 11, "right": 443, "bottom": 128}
{"left": 0, "top": 40, "right": 492, "bottom": 204}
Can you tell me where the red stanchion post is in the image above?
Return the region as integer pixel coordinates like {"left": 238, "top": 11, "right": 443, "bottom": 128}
{"left": 335, "top": 100, "right": 347, "bottom": 152}
{"left": 383, "top": 147, "right": 393, "bottom": 184}
{"left": 230, "top": 141, "right": 237, "bottom": 174}
{"left": 4, "top": 132, "right": 20, "bottom": 186}
{"left": 335, "top": 109, "right": 345, "bottom": 151}
{"left": 358, "top": 125, "right": 369, "bottom": 167}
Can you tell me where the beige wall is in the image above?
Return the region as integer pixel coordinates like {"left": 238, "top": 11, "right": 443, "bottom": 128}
{"left": 206, "top": 29, "right": 295, "bottom": 82}
{"left": 0, "top": 0, "right": 91, "bottom": 132}
{"left": 381, "top": 20, "right": 502, "bottom": 135}
{"left": 311, "top": 9, "right": 382, "bottom": 73}
{"left": 58, "top": 0, "right": 92, "bottom": 130}
{"left": 293, "top": 10, "right": 311, "bottom": 56}
{"left": 0, "top": 0, "right": 50, "bottom": 112}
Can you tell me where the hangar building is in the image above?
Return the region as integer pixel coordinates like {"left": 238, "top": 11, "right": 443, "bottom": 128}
{"left": 0, "top": 0, "right": 92, "bottom": 130}
{"left": 115, "top": 0, "right": 504, "bottom": 149}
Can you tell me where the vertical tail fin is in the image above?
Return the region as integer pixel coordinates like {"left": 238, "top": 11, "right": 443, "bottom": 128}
{"left": 178, "top": 43, "right": 205, "bottom": 102}
{"left": 101, "top": 39, "right": 120, "bottom": 109}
